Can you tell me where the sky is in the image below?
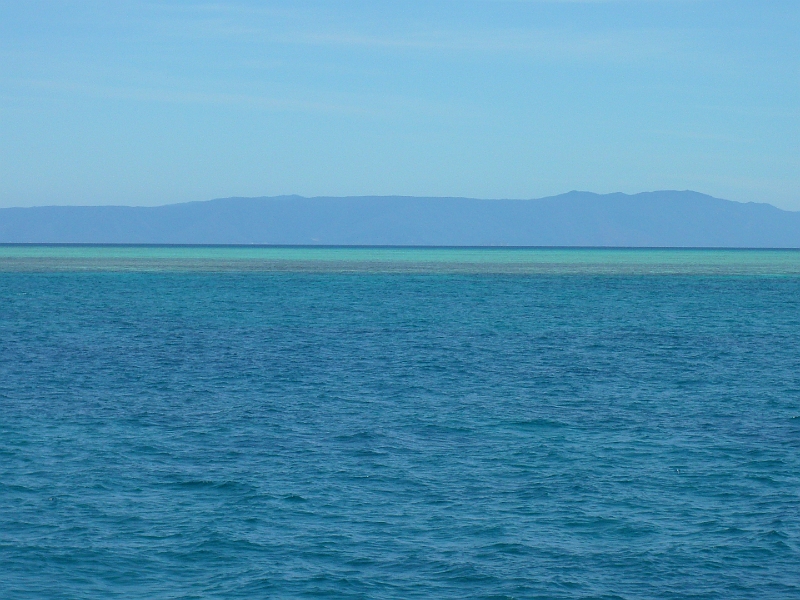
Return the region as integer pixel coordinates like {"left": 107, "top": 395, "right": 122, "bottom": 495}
{"left": 0, "top": 1, "right": 798, "bottom": 209}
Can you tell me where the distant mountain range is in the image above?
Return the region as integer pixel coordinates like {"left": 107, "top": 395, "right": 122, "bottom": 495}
{"left": 1, "top": 191, "right": 799, "bottom": 247}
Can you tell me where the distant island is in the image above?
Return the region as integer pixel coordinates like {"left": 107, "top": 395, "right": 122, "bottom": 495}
{"left": 1, "top": 191, "right": 799, "bottom": 247}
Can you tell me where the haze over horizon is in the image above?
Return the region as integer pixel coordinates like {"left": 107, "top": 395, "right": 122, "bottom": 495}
{"left": 1, "top": 1, "right": 798, "bottom": 210}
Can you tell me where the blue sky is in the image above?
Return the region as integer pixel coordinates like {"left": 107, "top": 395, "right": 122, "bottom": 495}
{"left": 0, "top": 1, "right": 798, "bottom": 209}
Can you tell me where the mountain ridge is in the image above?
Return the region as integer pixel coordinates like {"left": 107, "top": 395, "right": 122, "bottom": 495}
{"left": 1, "top": 191, "right": 799, "bottom": 247}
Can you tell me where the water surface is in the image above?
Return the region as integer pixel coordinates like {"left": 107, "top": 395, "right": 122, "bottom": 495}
{"left": 2, "top": 245, "right": 800, "bottom": 274}
{"left": 1, "top": 247, "right": 799, "bottom": 598}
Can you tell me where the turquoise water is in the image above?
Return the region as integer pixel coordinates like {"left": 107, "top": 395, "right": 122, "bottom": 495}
{"left": 2, "top": 245, "right": 800, "bottom": 274}
{"left": 1, "top": 247, "right": 799, "bottom": 598}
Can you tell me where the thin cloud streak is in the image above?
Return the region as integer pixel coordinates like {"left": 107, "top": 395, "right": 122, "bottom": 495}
{"left": 272, "top": 28, "right": 688, "bottom": 62}
{"left": 16, "top": 78, "right": 468, "bottom": 120}
{"left": 20, "top": 79, "right": 355, "bottom": 114}
{"left": 144, "top": 2, "right": 696, "bottom": 63}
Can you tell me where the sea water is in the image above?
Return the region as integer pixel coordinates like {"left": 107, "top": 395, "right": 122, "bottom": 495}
{"left": 1, "top": 246, "right": 799, "bottom": 598}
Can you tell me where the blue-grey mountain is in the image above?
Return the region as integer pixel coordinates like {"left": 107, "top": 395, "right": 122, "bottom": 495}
{"left": 2, "top": 191, "right": 799, "bottom": 246}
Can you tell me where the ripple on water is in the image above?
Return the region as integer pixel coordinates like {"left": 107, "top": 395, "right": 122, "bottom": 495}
{"left": 1, "top": 253, "right": 799, "bottom": 598}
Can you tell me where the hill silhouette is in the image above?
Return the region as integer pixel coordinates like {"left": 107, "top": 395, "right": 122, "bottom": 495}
{"left": 1, "top": 191, "right": 799, "bottom": 247}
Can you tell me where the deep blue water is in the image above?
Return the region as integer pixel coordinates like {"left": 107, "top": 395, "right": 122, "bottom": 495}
{"left": 1, "top": 248, "right": 799, "bottom": 598}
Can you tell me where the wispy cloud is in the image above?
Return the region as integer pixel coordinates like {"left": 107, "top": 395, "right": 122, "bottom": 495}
{"left": 16, "top": 77, "right": 469, "bottom": 120}
{"left": 20, "top": 78, "right": 355, "bottom": 114}
{"left": 270, "top": 27, "right": 686, "bottom": 62}
{"left": 170, "top": 21, "right": 690, "bottom": 66}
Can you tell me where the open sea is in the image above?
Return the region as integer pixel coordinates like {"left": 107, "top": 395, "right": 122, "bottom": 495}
{"left": 1, "top": 246, "right": 799, "bottom": 599}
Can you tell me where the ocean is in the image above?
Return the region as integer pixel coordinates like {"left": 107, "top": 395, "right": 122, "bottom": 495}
{"left": 1, "top": 246, "right": 799, "bottom": 598}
